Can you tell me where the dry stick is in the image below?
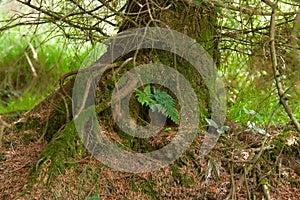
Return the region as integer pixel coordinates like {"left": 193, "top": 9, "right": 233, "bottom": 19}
{"left": 0, "top": 116, "right": 10, "bottom": 148}
{"left": 268, "top": 4, "right": 300, "bottom": 132}
{"left": 227, "top": 162, "right": 236, "bottom": 200}
{"left": 60, "top": 62, "right": 115, "bottom": 92}
{"left": 244, "top": 166, "right": 251, "bottom": 200}
{"left": 267, "top": 102, "right": 280, "bottom": 129}
{"left": 8, "top": 161, "right": 31, "bottom": 173}
{"left": 16, "top": 0, "right": 109, "bottom": 37}
{"left": 97, "top": 0, "right": 138, "bottom": 28}
{"left": 59, "top": 62, "right": 120, "bottom": 99}
{"left": 234, "top": 135, "right": 268, "bottom": 197}
{"left": 24, "top": 51, "right": 38, "bottom": 77}
{"left": 62, "top": 58, "right": 133, "bottom": 119}
{"left": 261, "top": 179, "right": 271, "bottom": 200}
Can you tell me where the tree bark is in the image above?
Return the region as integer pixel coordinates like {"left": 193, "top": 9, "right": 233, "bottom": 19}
{"left": 10, "top": 0, "right": 218, "bottom": 185}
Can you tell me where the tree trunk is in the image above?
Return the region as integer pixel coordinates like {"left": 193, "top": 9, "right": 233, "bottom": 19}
{"left": 9, "top": 0, "right": 218, "bottom": 187}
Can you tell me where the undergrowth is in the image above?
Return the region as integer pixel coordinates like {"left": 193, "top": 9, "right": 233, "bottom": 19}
{"left": 222, "top": 52, "right": 300, "bottom": 127}
{"left": 0, "top": 20, "right": 93, "bottom": 114}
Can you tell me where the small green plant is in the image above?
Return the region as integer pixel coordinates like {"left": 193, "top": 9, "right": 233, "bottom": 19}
{"left": 243, "top": 107, "right": 268, "bottom": 135}
{"left": 135, "top": 85, "right": 179, "bottom": 124}
{"left": 205, "top": 118, "right": 230, "bottom": 134}
{"left": 164, "top": 127, "right": 172, "bottom": 132}
{"left": 246, "top": 121, "right": 267, "bottom": 135}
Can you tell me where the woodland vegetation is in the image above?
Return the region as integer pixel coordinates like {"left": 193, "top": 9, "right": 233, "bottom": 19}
{"left": 0, "top": 0, "right": 300, "bottom": 199}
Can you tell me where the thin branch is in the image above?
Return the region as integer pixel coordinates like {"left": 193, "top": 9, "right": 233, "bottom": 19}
{"left": 261, "top": 0, "right": 277, "bottom": 8}
{"left": 97, "top": 0, "right": 138, "bottom": 27}
{"left": 16, "top": 0, "right": 110, "bottom": 37}
{"left": 208, "top": 0, "right": 296, "bottom": 16}
{"left": 0, "top": 21, "right": 49, "bottom": 32}
{"left": 268, "top": 3, "right": 300, "bottom": 132}
{"left": 24, "top": 51, "right": 38, "bottom": 77}
{"left": 219, "top": 18, "right": 295, "bottom": 37}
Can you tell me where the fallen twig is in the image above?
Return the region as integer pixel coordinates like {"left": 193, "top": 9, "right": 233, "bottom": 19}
{"left": 0, "top": 116, "right": 10, "bottom": 148}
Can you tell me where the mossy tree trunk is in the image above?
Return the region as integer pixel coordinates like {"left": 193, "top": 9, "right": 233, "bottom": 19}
{"left": 12, "top": 0, "right": 218, "bottom": 185}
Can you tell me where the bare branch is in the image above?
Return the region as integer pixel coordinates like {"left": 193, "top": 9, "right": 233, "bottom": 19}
{"left": 268, "top": 3, "right": 300, "bottom": 132}
{"left": 187, "top": 0, "right": 297, "bottom": 16}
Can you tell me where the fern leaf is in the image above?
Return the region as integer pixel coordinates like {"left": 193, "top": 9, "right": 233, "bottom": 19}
{"left": 152, "top": 89, "right": 179, "bottom": 124}
{"left": 135, "top": 86, "right": 155, "bottom": 107}
{"left": 135, "top": 86, "right": 179, "bottom": 125}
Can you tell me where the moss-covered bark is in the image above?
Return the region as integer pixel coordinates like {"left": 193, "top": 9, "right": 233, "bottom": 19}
{"left": 29, "top": 121, "right": 85, "bottom": 185}
{"left": 13, "top": 0, "right": 219, "bottom": 187}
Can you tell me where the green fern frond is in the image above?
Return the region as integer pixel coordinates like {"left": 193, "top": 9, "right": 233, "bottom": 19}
{"left": 135, "top": 85, "right": 179, "bottom": 125}
{"left": 152, "top": 89, "right": 179, "bottom": 124}
{"left": 135, "top": 85, "right": 155, "bottom": 107}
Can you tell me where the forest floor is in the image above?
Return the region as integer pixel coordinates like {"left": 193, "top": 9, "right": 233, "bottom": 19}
{"left": 1, "top": 113, "right": 300, "bottom": 199}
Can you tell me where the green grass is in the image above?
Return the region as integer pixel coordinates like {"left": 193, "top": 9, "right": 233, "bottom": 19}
{"left": 225, "top": 76, "right": 300, "bottom": 128}
{"left": 0, "top": 25, "right": 94, "bottom": 114}
{"left": 1, "top": 91, "right": 41, "bottom": 114}
{"left": 221, "top": 52, "right": 300, "bottom": 128}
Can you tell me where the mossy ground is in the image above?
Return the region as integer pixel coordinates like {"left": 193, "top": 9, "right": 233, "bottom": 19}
{"left": 1, "top": 107, "right": 300, "bottom": 199}
{"left": 0, "top": 52, "right": 299, "bottom": 200}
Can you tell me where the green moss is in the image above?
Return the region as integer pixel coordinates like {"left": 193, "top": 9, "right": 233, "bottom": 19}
{"left": 30, "top": 121, "right": 85, "bottom": 185}
{"left": 289, "top": 177, "right": 300, "bottom": 188}
{"left": 22, "top": 133, "right": 35, "bottom": 145}
{"left": 130, "top": 176, "right": 157, "bottom": 197}
{"left": 15, "top": 116, "right": 41, "bottom": 133}
{"left": 13, "top": 96, "right": 70, "bottom": 141}
{"left": 171, "top": 164, "right": 194, "bottom": 187}
{"left": 0, "top": 153, "right": 5, "bottom": 161}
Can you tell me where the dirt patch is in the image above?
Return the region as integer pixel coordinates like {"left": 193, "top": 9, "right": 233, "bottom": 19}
{"left": 0, "top": 127, "right": 46, "bottom": 199}
{"left": 1, "top": 121, "right": 300, "bottom": 199}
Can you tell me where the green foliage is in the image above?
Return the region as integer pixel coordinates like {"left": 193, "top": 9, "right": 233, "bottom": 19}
{"left": 205, "top": 118, "right": 230, "bottom": 134}
{"left": 0, "top": 91, "right": 41, "bottom": 114}
{"left": 135, "top": 85, "right": 155, "bottom": 107}
{"left": 30, "top": 121, "right": 85, "bottom": 185}
{"left": 151, "top": 89, "right": 179, "bottom": 124}
{"left": 0, "top": 25, "right": 94, "bottom": 114}
{"left": 135, "top": 85, "right": 179, "bottom": 124}
{"left": 130, "top": 176, "right": 157, "bottom": 197}
{"left": 228, "top": 85, "right": 300, "bottom": 126}
{"left": 222, "top": 49, "right": 300, "bottom": 126}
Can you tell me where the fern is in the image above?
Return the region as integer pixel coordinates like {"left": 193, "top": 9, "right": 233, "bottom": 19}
{"left": 135, "top": 85, "right": 179, "bottom": 124}
{"left": 135, "top": 85, "right": 155, "bottom": 107}
{"left": 151, "top": 89, "right": 179, "bottom": 124}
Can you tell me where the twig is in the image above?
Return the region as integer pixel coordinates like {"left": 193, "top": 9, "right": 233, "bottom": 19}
{"left": 193, "top": 0, "right": 296, "bottom": 16}
{"left": 16, "top": 0, "right": 110, "bottom": 37}
{"left": 0, "top": 116, "right": 10, "bottom": 148}
{"left": 24, "top": 51, "right": 38, "bottom": 77}
{"left": 59, "top": 57, "right": 134, "bottom": 115}
{"left": 59, "top": 62, "right": 118, "bottom": 100}
{"left": 230, "top": 162, "right": 236, "bottom": 200}
{"left": 244, "top": 166, "right": 251, "bottom": 199}
{"left": 267, "top": 2, "right": 300, "bottom": 132}
{"left": 235, "top": 136, "right": 268, "bottom": 190}
{"left": 261, "top": 179, "right": 271, "bottom": 200}
{"left": 8, "top": 161, "right": 31, "bottom": 173}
